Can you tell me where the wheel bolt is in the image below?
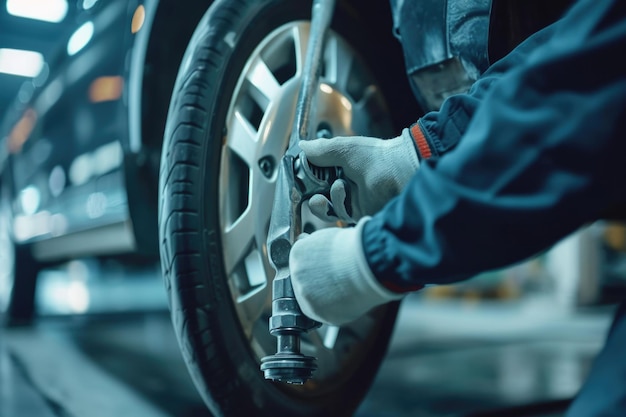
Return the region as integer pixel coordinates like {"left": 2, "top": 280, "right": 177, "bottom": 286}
{"left": 259, "top": 156, "right": 275, "bottom": 178}
{"left": 316, "top": 121, "right": 333, "bottom": 139}
{"left": 316, "top": 128, "right": 332, "bottom": 139}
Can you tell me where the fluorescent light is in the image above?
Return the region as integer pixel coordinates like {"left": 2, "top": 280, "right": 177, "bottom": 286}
{"left": 0, "top": 48, "right": 44, "bottom": 77}
{"left": 67, "top": 21, "right": 94, "bottom": 56}
{"left": 82, "top": 0, "right": 99, "bottom": 10}
{"left": 6, "top": 0, "right": 68, "bottom": 23}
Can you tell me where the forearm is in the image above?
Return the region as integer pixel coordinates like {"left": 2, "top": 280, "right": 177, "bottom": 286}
{"left": 365, "top": 0, "right": 626, "bottom": 291}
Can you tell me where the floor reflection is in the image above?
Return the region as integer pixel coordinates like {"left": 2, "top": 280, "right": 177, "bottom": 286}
{"left": 0, "top": 265, "right": 614, "bottom": 417}
{"left": 36, "top": 258, "right": 167, "bottom": 315}
{"left": 355, "top": 297, "right": 610, "bottom": 417}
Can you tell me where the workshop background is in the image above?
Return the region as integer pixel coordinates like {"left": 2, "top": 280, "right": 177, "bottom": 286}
{"left": 2, "top": 0, "right": 626, "bottom": 416}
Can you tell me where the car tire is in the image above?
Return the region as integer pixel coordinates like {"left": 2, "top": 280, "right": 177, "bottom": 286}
{"left": 159, "top": 0, "right": 401, "bottom": 415}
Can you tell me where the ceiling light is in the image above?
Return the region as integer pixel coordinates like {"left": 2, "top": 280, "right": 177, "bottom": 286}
{"left": 67, "top": 21, "right": 94, "bottom": 56}
{"left": 82, "top": 0, "right": 99, "bottom": 10}
{"left": 0, "top": 48, "right": 44, "bottom": 77}
{"left": 6, "top": 0, "right": 68, "bottom": 23}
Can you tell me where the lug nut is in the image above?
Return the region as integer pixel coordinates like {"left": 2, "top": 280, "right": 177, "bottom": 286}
{"left": 259, "top": 156, "right": 275, "bottom": 178}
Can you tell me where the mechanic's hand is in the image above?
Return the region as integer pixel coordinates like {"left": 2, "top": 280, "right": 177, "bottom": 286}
{"left": 289, "top": 218, "right": 404, "bottom": 326}
{"left": 299, "top": 128, "right": 419, "bottom": 224}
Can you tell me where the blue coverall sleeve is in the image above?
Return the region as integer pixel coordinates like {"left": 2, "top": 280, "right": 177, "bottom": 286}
{"left": 363, "top": 0, "right": 626, "bottom": 290}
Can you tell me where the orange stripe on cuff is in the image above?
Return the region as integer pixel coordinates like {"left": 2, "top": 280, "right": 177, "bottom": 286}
{"left": 410, "top": 123, "right": 433, "bottom": 159}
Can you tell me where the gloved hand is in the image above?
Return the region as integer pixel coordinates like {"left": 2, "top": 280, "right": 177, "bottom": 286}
{"left": 289, "top": 217, "right": 404, "bottom": 326}
{"left": 299, "top": 128, "right": 420, "bottom": 224}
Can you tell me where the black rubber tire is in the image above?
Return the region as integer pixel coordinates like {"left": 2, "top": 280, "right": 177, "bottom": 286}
{"left": 0, "top": 195, "right": 40, "bottom": 326}
{"left": 158, "top": 1, "right": 401, "bottom": 415}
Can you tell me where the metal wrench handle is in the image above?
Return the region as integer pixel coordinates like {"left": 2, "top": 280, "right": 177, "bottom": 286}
{"left": 291, "top": 0, "right": 336, "bottom": 148}
{"left": 261, "top": 0, "right": 336, "bottom": 384}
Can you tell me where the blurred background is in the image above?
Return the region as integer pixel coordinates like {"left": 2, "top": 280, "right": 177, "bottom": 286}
{"left": 0, "top": 0, "right": 80, "bottom": 117}
{"left": 1, "top": 1, "right": 626, "bottom": 416}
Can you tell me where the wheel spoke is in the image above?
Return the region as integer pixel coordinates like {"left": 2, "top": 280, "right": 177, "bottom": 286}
{"left": 246, "top": 57, "right": 281, "bottom": 106}
{"left": 228, "top": 111, "right": 258, "bottom": 166}
{"left": 305, "top": 328, "right": 326, "bottom": 351}
{"left": 324, "top": 36, "right": 353, "bottom": 90}
{"left": 292, "top": 24, "right": 310, "bottom": 76}
{"left": 249, "top": 173, "right": 275, "bottom": 231}
{"left": 222, "top": 207, "right": 255, "bottom": 275}
{"left": 351, "top": 86, "right": 385, "bottom": 134}
{"left": 322, "top": 325, "right": 340, "bottom": 349}
{"left": 355, "top": 84, "right": 384, "bottom": 111}
{"left": 302, "top": 329, "right": 340, "bottom": 376}
{"left": 307, "top": 325, "right": 340, "bottom": 351}
{"left": 236, "top": 281, "right": 269, "bottom": 330}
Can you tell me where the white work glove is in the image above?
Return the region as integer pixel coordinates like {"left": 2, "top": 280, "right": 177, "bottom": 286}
{"left": 299, "top": 128, "right": 420, "bottom": 224}
{"left": 290, "top": 217, "right": 404, "bottom": 326}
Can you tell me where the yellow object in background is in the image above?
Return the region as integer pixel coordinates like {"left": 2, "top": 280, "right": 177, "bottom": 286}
{"left": 604, "top": 223, "right": 626, "bottom": 252}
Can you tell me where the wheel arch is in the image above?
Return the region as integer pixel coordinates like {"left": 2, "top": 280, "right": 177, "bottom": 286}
{"left": 124, "top": 0, "right": 214, "bottom": 256}
{"left": 134, "top": 0, "right": 214, "bottom": 154}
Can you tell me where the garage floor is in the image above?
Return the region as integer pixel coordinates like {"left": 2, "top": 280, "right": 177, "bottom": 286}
{"left": 0, "top": 292, "right": 612, "bottom": 417}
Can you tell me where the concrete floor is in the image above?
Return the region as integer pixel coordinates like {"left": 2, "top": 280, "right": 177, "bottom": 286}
{"left": 356, "top": 298, "right": 609, "bottom": 416}
{"left": 0, "top": 294, "right": 612, "bottom": 417}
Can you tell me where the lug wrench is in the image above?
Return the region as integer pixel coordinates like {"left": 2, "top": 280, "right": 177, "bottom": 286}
{"left": 260, "top": 0, "right": 337, "bottom": 384}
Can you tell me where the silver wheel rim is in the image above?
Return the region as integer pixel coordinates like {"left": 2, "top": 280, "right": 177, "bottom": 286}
{"left": 218, "top": 21, "right": 393, "bottom": 383}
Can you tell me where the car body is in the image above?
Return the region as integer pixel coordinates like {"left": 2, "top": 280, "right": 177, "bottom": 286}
{"left": 1, "top": 0, "right": 208, "bottom": 264}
